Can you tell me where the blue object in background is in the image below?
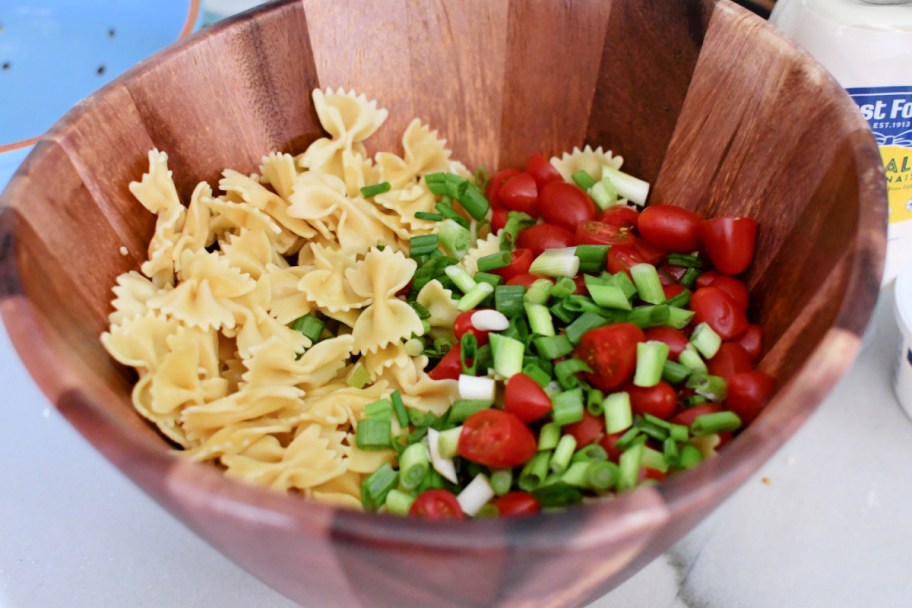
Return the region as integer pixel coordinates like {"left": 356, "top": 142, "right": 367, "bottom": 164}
{"left": 0, "top": 1, "right": 201, "bottom": 190}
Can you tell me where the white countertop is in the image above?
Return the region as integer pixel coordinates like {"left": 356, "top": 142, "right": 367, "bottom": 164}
{"left": 2, "top": 287, "right": 911, "bottom": 608}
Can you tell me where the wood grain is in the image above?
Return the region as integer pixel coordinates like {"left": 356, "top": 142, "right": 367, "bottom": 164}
{"left": 0, "top": 0, "right": 886, "bottom": 606}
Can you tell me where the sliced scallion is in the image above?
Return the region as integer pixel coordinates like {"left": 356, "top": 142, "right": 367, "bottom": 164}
{"left": 495, "top": 284, "right": 526, "bottom": 317}
{"left": 552, "top": 388, "right": 585, "bottom": 426}
{"left": 533, "top": 334, "right": 574, "bottom": 360}
{"left": 490, "top": 333, "right": 525, "bottom": 378}
{"left": 634, "top": 341, "right": 670, "bottom": 387}
{"left": 399, "top": 442, "right": 430, "bottom": 490}
{"left": 549, "top": 276, "right": 577, "bottom": 299}
{"left": 360, "top": 181, "right": 392, "bottom": 198}
{"left": 458, "top": 374, "right": 496, "bottom": 402}
{"left": 523, "top": 363, "right": 552, "bottom": 388}
{"left": 384, "top": 489, "right": 415, "bottom": 515}
{"left": 439, "top": 219, "right": 471, "bottom": 259}
{"left": 490, "top": 469, "right": 513, "bottom": 496}
{"left": 690, "top": 322, "right": 722, "bottom": 359}
{"left": 538, "top": 422, "right": 561, "bottom": 451}
{"left": 477, "top": 250, "right": 512, "bottom": 272}
{"left": 356, "top": 418, "right": 392, "bottom": 450}
{"left": 518, "top": 451, "right": 552, "bottom": 492}
{"left": 525, "top": 302, "right": 555, "bottom": 337}
{"left": 555, "top": 358, "right": 591, "bottom": 390}
{"left": 529, "top": 247, "right": 580, "bottom": 277}
{"left": 589, "top": 177, "right": 618, "bottom": 209}
{"left": 603, "top": 391, "right": 633, "bottom": 434}
{"left": 524, "top": 279, "right": 553, "bottom": 305}
{"left": 457, "top": 282, "right": 495, "bottom": 312}
{"left": 360, "top": 463, "right": 399, "bottom": 511}
{"left": 292, "top": 313, "right": 324, "bottom": 343}
{"left": 588, "top": 283, "right": 633, "bottom": 310}
{"left": 572, "top": 170, "right": 597, "bottom": 190}
{"left": 550, "top": 434, "right": 578, "bottom": 474}
{"left": 575, "top": 244, "right": 609, "bottom": 274}
{"left": 565, "top": 312, "right": 609, "bottom": 344}
{"left": 691, "top": 411, "right": 742, "bottom": 436}
{"left": 409, "top": 233, "right": 440, "bottom": 258}
{"left": 447, "top": 399, "right": 492, "bottom": 424}
{"left": 617, "top": 443, "right": 645, "bottom": 492}
{"left": 601, "top": 165, "right": 651, "bottom": 206}
{"left": 630, "top": 263, "right": 665, "bottom": 305}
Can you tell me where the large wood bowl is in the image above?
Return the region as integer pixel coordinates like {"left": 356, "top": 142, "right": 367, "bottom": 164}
{"left": 0, "top": 0, "right": 886, "bottom": 606}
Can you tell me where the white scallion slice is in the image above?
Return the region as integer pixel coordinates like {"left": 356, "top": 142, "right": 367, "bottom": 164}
{"left": 456, "top": 473, "right": 495, "bottom": 517}
{"left": 471, "top": 309, "right": 509, "bottom": 332}
{"left": 459, "top": 374, "right": 497, "bottom": 401}
{"left": 426, "top": 428, "right": 458, "bottom": 484}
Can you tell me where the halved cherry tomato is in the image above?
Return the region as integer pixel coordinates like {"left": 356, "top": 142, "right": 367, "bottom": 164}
{"left": 644, "top": 326, "right": 689, "bottom": 360}
{"left": 428, "top": 346, "right": 462, "bottom": 381}
{"left": 726, "top": 370, "right": 774, "bottom": 424}
{"left": 599, "top": 431, "right": 625, "bottom": 461}
{"left": 599, "top": 205, "right": 639, "bottom": 230}
{"left": 453, "top": 310, "right": 490, "bottom": 346}
{"left": 517, "top": 223, "right": 574, "bottom": 256}
{"left": 525, "top": 154, "right": 563, "bottom": 188}
{"left": 574, "top": 221, "right": 635, "bottom": 247}
{"left": 606, "top": 236, "right": 667, "bottom": 275}
{"left": 563, "top": 410, "right": 606, "bottom": 447}
{"left": 506, "top": 273, "right": 551, "bottom": 288}
{"left": 733, "top": 323, "right": 763, "bottom": 362}
{"left": 539, "top": 181, "right": 596, "bottom": 232}
{"left": 498, "top": 172, "right": 539, "bottom": 216}
{"left": 491, "top": 248, "right": 534, "bottom": 282}
{"left": 458, "top": 409, "right": 537, "bottom": 468}
{"left": 491, "top": 491, "right": 540, "bottom": 516}
{"left": 690, "top": 286, "right": 748, "bottom": 340}
{"left": 409, "top": 489, "right": 465, "bottom": 520}
{"left": 707, "top": 342, "right": 752, "bottom": 381}
{"left": 627, "top": 381, "right": 677, "bottom": 419}
{"left": 505, "top": 373, "right": 553, "bottom": 423}
{"left": 639, "top": 468, "right": 667, "bottom": 483}
{"left": 662, "top": 283, "right": 687, "bottom": 300}
{"left": 637, "top": 204, "right": 702, "bottom": 253}
{"left": 491, "top": 208, "right": 509, "bottom": 233}
{"left": 699, "top": 216, "right": 757, "bottom": 275}
{"left": 695, "top": 271, "right": 749, "bottom": 311}
{"left": 486, "top": 167, "right": 520, "bottom": 209}
{"left": 574, "top": 323, "right": 645, "bottom": 391}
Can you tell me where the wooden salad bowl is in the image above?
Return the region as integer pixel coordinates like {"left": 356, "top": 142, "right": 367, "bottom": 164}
{"left": 0, "top": 0, "right": 886, "bottom": 606}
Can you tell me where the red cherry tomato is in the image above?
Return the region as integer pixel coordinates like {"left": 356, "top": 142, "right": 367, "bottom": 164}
{"left": 492, "top": 248, "right": 534, "bottom": 282}
{"left": 491, "top": 491, "right": 540, "bottom": 516}
{"left": 599, "top": 205, "right": 639, "bottom": 230}
{"left": 453, "top": 310, "right": 490, "bottom": 346}
{"left": 525, "top": 154, "right": 563, "bottom": 188}
{"left": 563, "top": 410, "right": 606, "bottom": 447}
{"left": 599, "top": 431, "right": 625, "bottom": 461}
{"left": 516, "top": 223, "right": 575, "bottom": 257}
{"left": 606, "top": 237, "right": 667, "bottom": 275}
{"left": 409, "top": 489, "right": 465, "bottom": 520}
{"left": 726, "top": 370, "right": 775, "bottom": 424}
{"left": 662, "top": 283, "right": 688, "bottom": 300}
{"left": 573, "top": 274, "right": 587, "bottom": 295}
{"left": 498, "top": 172, "right": 539, "bottom": 216}
{"left": 504, "top": 373, "right": 553, "bottom": 423}
{"left": 699, "top": 216, "right": 757, "bottom": 275}
{"left": 574, "top": 221, "right": 635, "bottom": 247}
{"left": 669, "top": 403, "right": 722, "bottom": 427}
{"left": 644, "top": 326, "right": 689, "bottom": 360}
{"left": 506, "top": 273, "right": 551, "bottom": 288}
{"left": 639, "top": 468, "right": 667, "bottom": 483}
{"left": 707, "top": 342, "right": 752, "bottom": 381}
{"left": 574, "top": 323, "right": 645, "bottom": 391}
{"left": 491, "top": 208, "right": 509, "bottom": 233}
{"left": 627, "top": 381, "right": 678, "bottom": 419}
{"left": 458, "top": 409, "right": 537, "bottom": 468}
{"left": 690, "top": 286, "right": 749, "bottom": 340}
{"left": 538, "top": 181, "right": 597, "bottom": 232}
{"left": 733, "top": 323, "right": 763, "bottom": 362}
{"left": 486, "top": 167, "right": 520, "bottom": 209}
{"left": 695, "top": 271, "right": 749, "bottom": 311}
{"left": 428, "top": 346, "right": 462, "bottom": 381}
{"left": 637, "top": 204, "right": 702, "bottom": 253}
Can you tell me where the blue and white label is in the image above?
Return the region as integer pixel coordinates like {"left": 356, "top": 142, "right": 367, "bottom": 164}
{"left": 848, "top": 86, "right": 912, "bottom": 147}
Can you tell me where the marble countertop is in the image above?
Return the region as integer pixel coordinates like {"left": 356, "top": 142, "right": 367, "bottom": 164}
{"left": 2, "top": 287, "right": 910, "bottom": 608}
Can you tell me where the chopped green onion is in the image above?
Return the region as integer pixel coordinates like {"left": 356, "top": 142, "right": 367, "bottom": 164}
{"left": 490, "top": 469, "right": 513, "bottom": 496}
{"left": 538, "top": 422, "right": 561, "bottom": 451}
{"left": 549, "top": 276, "right": 577, "bottom": 299}
{"left": 409, "top": 233, "right": 440, "bottom": 258}
{"left": 460, "top": 333, "right": 478, "bottom": 375}
{"left": 601, "top": 165, "right": 651, "bottom": 206}
{"left": 664, "top": 289, "right": 691, "bottom": 308}
{"left": 457, "top": 473, "right": 495, "bottom": 516}
{"left": 531, "top": 482, "right": 584, "bottom": 508}
{"left": 555, "top": 358, "right": 591, "bottom": 390}
{"left": 523, "top": 363, "right": 552, "bottom": 387}
{"left": 587, "top": 283, "right": 633, "bottom": 310}
{"left": 667, "top": 306, "right": 696, "bottom": 329}
{"left": 346, "top": 362, "right": 371, "bottom": 389}
{"left": 360, "top": 463, "right": 399, "bottom": 511}
{"left": 365, "top": 399, "right": 393, "bottom": 420}
{"left": 501, "top": 314, "right": 530, "bottom": 342}
{"left": 426, "top": 427, "right": 458, "bottom": 484}
{"left": 501, "top": 211, "right": 536, "bottom": 250}
{"left": 292, "top": 313, "right": 325, "bottom": 343}
{"left": 616, "top": 427, "right": 645, "bottom": 451}
{"left": 627, "top": 304, "right": 671, "bottom": 329}
{"left": 575, "top": 244, "right": 610, "bottom": 274}
{"left": 636, "top": 416, "right": 669, "bottom": 442}
{"left": 683, "top": 394, "right": 709, "bottom": 408}
{"left": 550, "top": 434, "right": 578, "bottom": 474}
{"left": 630, "top": 263, "right": 665, "bottom": 305}
{"left": 572, "top": 170, "right": 597, "bottom": 190}
{"left": 360, "top": 181, "right": 392, "bottom": 198}
{"left": 525, "top": 303, "right": 555, "bottom": 337}
{"left": 552, "top": 388, "right": 585, "bottom": 426}
{"left": 679, "top": 267, "right": 700, "bottom": 290}
{"left": 477, "top": 250, "right": 512, "bottom": 272}
{"left": 411, "top": 255, "right": 458, "bottom": 294}
{"left": 686, "top": 373, "right": 727, "bottom": 402}
{"left": 641, "top": 446, "right": 669, "bottom": 473}
{"left": 586, "top": 388, "right": 605, "bottom": 415}
{"left": 414, "top": 211, "right": 443, "bottom": 221}
{"left": 518, "top": 451, "right": 552, "bottom": 491}
{"left": 565, "top": 312, "right": 610, "bottom": 344}
{"left": 473, "top": 167, "right": 490, "bottom": 190}
{"left": 456, "top": 182, "right": 490, "bottom": 221}
{"left": 436, "top": 426, "right": 463, "bottom": 459}
{"left": 447, "top": 399, "right": 492, "bottom": 424}
{"left": 571, "top": 443, "right": 608, "bottom": 464}
{"left": 524, "top": 279, "right": 553, "bottom": 305}
{"left": 666, "top": 253, "right": 703, "bottom": 268}
{"left": 444, "top": 265, "right": 477, "bottom": 294}
{"left": 490, "top": 333, "right": 525, "bottom": 378}
{"left": 669, "top": 422, "right": 689, "bottom": 443}
{"left": 399, "top": 442, "right": 430, "bottom": 490}
{"left": 495, "top": 284, "right": 526, "bottom": 317}
{"left": 391, "top": 390, "right": 409, "bottom": 427}
{"left": 561, "top": 460, "right": 614, "bottom": 490}
{"left": 384, "top": 489, "right": 415, "bottom": 516}
{"left": 458, "top": 374, "right": 496, "bottom": 402}
{"left": 457, "top": 282, "right": 495, "bottom": 311}
{"left": 549, "top": 299, "right": 577, "bottom": 324}
{"left": 589, "top": 177, "right": 619, "bottom": 209}
{"left": 563, "top": 295, "right": 615, "bottom": 317}
{"left": 529, "top": 248, "right": 580, "bottom": 277}
{"left": 409, "top": 300, "right": 431, "bottom": 321}
{"left": 356, "top": 418, "right": 392, "bottom": 450}
{"left": 690, "top": 322, "right": 722, "bottom": 359}
{"left": 425, "top": 172, "right": 462, "bottom": 196}
{"left": 617, "top": 443, "right": 645, "bottom": 492}
{"left": 662, "top": 360, "right": 692, "bottom": 384}
{"left": 533, "top": 334, "right": 574, "bottom": 360}
{"left": 634, "top": 341, "right": 670, "bottom": 387}
{"left": 678, "top": 443, "right": 704, "bottom": 469}
{"left": 473, "top": 271, "right": 503, "bottom": 287}
{"left": 663, "top": 437, "right": 680, "bottom": 468}
{"left": 603, "top": 391, "right": 633, "bottom": 434}
{"left": 679, "top": 344, "right": 708, "bottom": 373}
{"left": 439, "top": 219, "right": 472, "bottom": 259}
{"left": 609, "top": 271, "right": 638, "bottom": 299}
{"left": 435, "top": 200, "right": 470, "bottom": 228}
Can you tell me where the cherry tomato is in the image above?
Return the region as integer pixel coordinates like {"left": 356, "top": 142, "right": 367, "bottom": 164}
{"left": 644, "top": 326, "right": 689, "bottom": 360}
{"left": 517, "top": 223, "right": 575, "bottom": 257}
{"left": 453, "top": 310, "right": 490, "bottom": 346}
{"left": 662, "top": 283, "right": 688, "bottom": 300}
{"left": 733, "top": 323, "right": 763, "bottom": 362}
{"left": 574, "top": 221, "right": 635, "bottom": 247}
{"left": 486, "top": 167, "right": 520, "bottom": 209}
{"left": 639, "top": 468, "right": 667, "bottom": 483}
{"left": 539, "top": 181, "right": 596, "bottom": 232}
{"left": 491, "top": 208, "right": 509, "bottom": 233}
{"left": 563, "top": 410, "right": 606, "bottom": 447}
{"left": 726, "top": 370, "right": 774, "bottom": 424}
{"left": 574, "top": 323, "right": 645, "bottom": 391}
{"left": 525, "top": 154, "right": 563, "bottom": 188}
{"left": 599, "top": 205, "right": 639, "bottom": 230}
{"left": 695, "top": 271, "right": 749, "bottom": 311}
{"left": 690, "top": 286, "right": 748, "bottom": 340}
{"left": 491, "top": 248, "right": 534, "bottom": 282}
{"left": 491, "top": 491, "right": 540, "bottom": 517}
{"left": 606, "top": 237, "right": 667, "bottom": 275}
{"left": 428, "top": 346, "right": 462, "bottom": 381}
{"left": 574, "top": 274, "right": 587, "bottom": 295}
{"left": 458, "top": 409, "right": 537, "bottom": 468}
{"left": 409, "top": 489, "right": 465, "bottom": 520}
{"left": 599, "top": 431, "right": 625, "bottom": 461}
{"left": 627, "top": 381, "right": 678, "bottom": 419}
{"left": 669, "top": 403, "right": 722, "bottom": 427}
{"left": 506, "top": 273, "right": 551, "bottom": 288}
{"left": 498, "top": 172, "right": 539, "bottom": 216}
{"left": 637, "top": 204, "right": 702, "bottom": 253}
{"left": 707, "top": 342, "right": 752, "bottom": 381}
{"left": 699, "top": 216, "right": 757, "bottom": 275}
{"left": 504, "top": 373, "right": 553, "bottom": 423}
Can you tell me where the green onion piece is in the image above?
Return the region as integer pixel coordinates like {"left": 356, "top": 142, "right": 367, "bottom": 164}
{"left": 500, "top": 211, "right": 536, "bottom": 251}
{"left": 663, "top": 437, "right": 680, "bottom": 468}
{"left": 391, "top": 391, "right": 409, "bottom": 427}
{"left": 550, "top": 434, "right": 578, "bottom": 474}
{"left": 667, "top": 306, "right": 696, "bottom": 329}
{"left": 424, "top": 172, "right": 457, "bottom": 196}
{"left": 414, "top": 211, "right": 443, "bottom": 221}
{"left": 691, "top": 411, "right": 742, "bottom": 436}
{"left": 346, "top": 362, "right": 371, "bottom": 389}
{"left": 365, "top": 399, "right": 393, "bottom": 420}
{"left": 588, "top": 284, "right": 633, "bottom": 310}
{"left": 552, "top": 388, "right": 585, "bottom": 426}
{"left": 589, "top": 177, "right": 619, "bottom": 210}
{"left": 669, "top": 423, "right": 689, "bottom": 443}
{"left": 448, "top": 399, "right": 492, "bottom": 424}
{"left": 683, "top": 394, "right": 708, "bottom": 408}
{"left": 457, "top": 282, "right": 495, "bottom": 312}
{"left": 490, "top": 333, "right": 525, "bottom": 378}
{"left": 439, "top": 219, "right": 472, "bottom": 260}
{"left": 601, "top": 165, "right": 651, "bottom": 206}
{"left": 616, "top": 427, "right": 645, "bottom": 451}
{"left": 636, "top": 417, "right": 669, "bottom": 442}
{"left": 436, "top": 426, "right": 463, "bottom": 459}
{"left": 664, "top": 289, "right": 691, "bottom": 309}
{"left": 686, "top": 373, "right": 728, "bottom": 402}
{"left": 679, "top": 267, "right": 701, "bottom": 290}
{"left": 409, "top": 233, "right": 440, "bottom": 258}
{"left": 584, "top": 273, "right": 609, "bottom": 288}
{"left": 549, "top": 276, "right": 577, "bottom": 299}
{"left": 609, "top": 271, "right": 638, "bottom": 299}
{"left": 518, "top": 451, "right": 552, "bottom": 492}
{"left": 292, "top": 313, "right": 325, "bottom": 343}
{"left": 523, "top": 363, "right": 552, "bottom": 388}
{"left": 571, "top": 444, "right": 608, "bottom": 464}
{"left": 555, "top": 358, "right": 592, "bottom": 390}
{"left": 627, "top": 304, "right": 671, "bottom": 329}
{"left": 565, "top": 312, "right": 610, "bottom": 344}
{"left": 586, "top": 388, "right": 606, "bottom": 415}
{"left": 532, "top": 482, "right": 584, "bottom": 509}
{"left": 456, "top": 182, "right": 490, "bottom": 221}
{"left": 460, "top": 332, "right": 479, "bottom": 375}
{"left": 490, "top": 469, "right": 513, "bottom": 496}
{"left": 662, "top": 360, "right": 691, "bottom": 385}
{"left": 409, "top": 300, "right": 432, "bottom": 321}
{"left": 444, "top": 265, "right": 477, "bottom": 294}
{"left": 641, "top": 446, "right": 669, "bottom": 473}
{"left": 495, "top": 284, "right": 526, "bottom": 317}
{"left": 690, "top": 322, "right": 722, "bottom": 359}
{"left": 561, "top": 461, "right": 593, "bottom": 487}
{"left": 501, "top": 314, "right": 530, "bottom": 342}
{"left": 356, "top": 418, "right": 392, "bottom": 450}
{"left": 360, "top": 181, "right": 392, "bottom": 198}
{"left": 666, "top": 253, "right": 703, "bottom": 268}
{"left": 549, "top": 299, "right": 577, "bottom": 324}
{"left": 603, "top": 391, "right": 633, "bottom": 434}
{"left": 576, "top": 244, "right": 610, "bottom": 274}
{"left": 473, "top": 167, "right": 490, "bottom": 190}
{"left": 475, "top": 344, "right": 493, "bottom": 373}
{"left": 477, "top": 250, "right": 512, "bottom": 272}
{"left": 586, "top": 461, "right": 620, "bottom": 491}
{"left": 525, "top": 303, "right": 555, "bottom": 337}
{"left": 678, "top": 444, "right": 704, "bottom": 469}
{"left": 360, "top": 463, "right": 399, "bottom": 511}
{"left": 679, "top": 344, "right": 708, "bottom": 373}
{"left": 524, "top": 279, "right": 553, "bottom": 305}
{"left": 634, "top": 341, "right": 670, "bottom": 387}
{"left": 435, "top": 200, "right": 470, "bottom": 228}
{"left": 572, "top": 170, "right": 597, "bottom": 190}
{"left": 562, "top": 295, "right": 606, "bottom": 316}
{"left": 617, "top": 443, "right": 645, "bottom": 492}
{"left": 384, "top": 489, "right": 415, "bottom": 516}
{"left": 411, "top": 256, "right": 458, "bottom": 294}
{"left": 533, "top": 334, "right": 574, "bottom": 360}
{"left": 474, "top": 271, "right": 503, "bottom": 287}
{"left": 630, "top": 263, "right": 665, "bottom": 305}
{"left": 529, "top": 248, "right": 580, "bottom": 277}
{"left": 538, "top": 422, "right": 561, "bottom": 451}
{"left": 398, "top": 442, "right": 430, "bottom": 490}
